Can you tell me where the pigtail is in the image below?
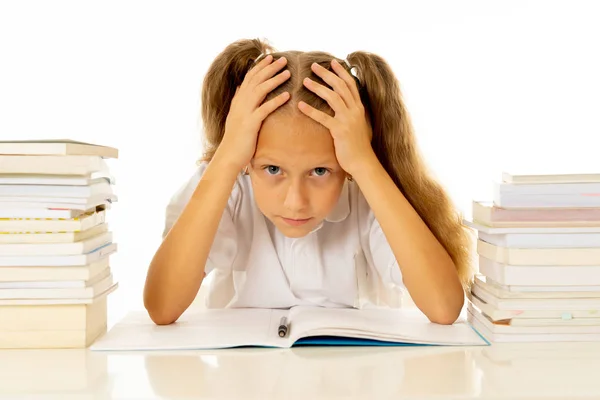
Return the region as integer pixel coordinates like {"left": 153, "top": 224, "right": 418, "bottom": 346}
{"left": 199, "top": 38, "right": 276, "bottom": 163}
{"left": 346, "top": 51, "right": 475, "bottom": 291}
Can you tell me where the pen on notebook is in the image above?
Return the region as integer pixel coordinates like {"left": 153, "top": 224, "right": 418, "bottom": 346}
{"left": 278, "top": 317, "right": 288, "bottom": 337}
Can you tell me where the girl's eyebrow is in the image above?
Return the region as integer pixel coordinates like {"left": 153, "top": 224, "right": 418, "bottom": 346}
{"left": 251, "top": 158, "right": 337, "bottom": 168}
{"left": 252, "top": 156, "right": 282, "bottom": 164}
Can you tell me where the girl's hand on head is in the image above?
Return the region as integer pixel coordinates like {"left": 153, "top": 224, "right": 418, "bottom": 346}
{"left": 297, "top": 59, "right": 375, "bottom": 176}
{"left": 219, "top": 54, "right": 291, "bottom": 170}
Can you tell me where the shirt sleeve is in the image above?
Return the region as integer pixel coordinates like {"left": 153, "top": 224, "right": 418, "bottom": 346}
{"left": 162, "top": 162, "right": 240, "bottom": 276}
{"left": 358, "top": 191, "right": 405, "bottom": 289}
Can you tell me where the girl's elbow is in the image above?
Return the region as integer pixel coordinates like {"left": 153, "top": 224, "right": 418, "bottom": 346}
{"left": 428, "top": 311, "right": 460, "bottom": 325}
{"left": 148, "top": 309, "right": 179, "bottom": 326}
{"left": 428, "top": 296, "right": 464, "bottom": 325}
{"left": 143, "top": 288, "right": 181, "bottom": 325}
{"left": 145, "top": 301, "right": 181, "bottom": 325}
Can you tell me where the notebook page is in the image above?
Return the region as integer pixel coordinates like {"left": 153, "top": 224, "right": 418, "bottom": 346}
{"left": 287, "top": 306, "right": 487, "bottom": 346}
{"left": 92, "top": 308, "right": 278, "bottom": 351}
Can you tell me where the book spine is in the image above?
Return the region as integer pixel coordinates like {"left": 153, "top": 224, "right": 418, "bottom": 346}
{"left": 498, "top": 182, "right": 600, "bottom": 195}
{"left": 0, "top": 232, "right": 112, "bottom": 256}
{"left": 495, "top": 193, "right": 600, "bottom": 208}
{"left": 478, "top": 257, "right": 600, "bottom": 286}
{"left": 478, "top": 240, "right": 600, "bottom": 266}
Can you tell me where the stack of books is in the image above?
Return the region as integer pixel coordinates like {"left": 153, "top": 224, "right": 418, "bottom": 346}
{"left": 465, "top": 171, "right": 600, "bottom": 342}
{"left": 0, "top": 140, "right": 118, "bottom": 348}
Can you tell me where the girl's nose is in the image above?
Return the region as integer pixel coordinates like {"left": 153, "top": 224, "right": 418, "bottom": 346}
{"left": 283, "top": 179, "right": 309, "bottom": 213}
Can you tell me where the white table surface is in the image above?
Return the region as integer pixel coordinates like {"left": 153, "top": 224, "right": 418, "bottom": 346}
{"left": 1, "top": 341, "right": 600, "bottom": 399}
{"left": 3, "top": 289, "right": 600, "bottom": 399}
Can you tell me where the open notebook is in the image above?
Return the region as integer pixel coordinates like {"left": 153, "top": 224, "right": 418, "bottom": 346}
{"left": 90, "top": 306, "right": 489, "bottom": 350}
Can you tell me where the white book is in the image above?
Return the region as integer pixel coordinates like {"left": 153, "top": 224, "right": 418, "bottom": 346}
{"left": 472, "top": 283, "right": 600, "bottom": 310}
{"left": 467, "top": 292, "right": 600, "bottom": 321}
{"left": 90, "top": 307, "right": 489, "bottom": 351}
{"left": 468, "top": 306, "right": 600, "bottom": 335}
{"left": 0, "top": 205, "right": 106, "bottom": 219}
{"left": 467, "top": 301, "right": 600, "bottom": 327}
{"left": 0, "top": 139, "right": 118, "bottom": 158}
{"left": 477, "top": 239, "right": 600, "bottom": 266}
{"left": 478, "top": 230, "right": 600, "bottom": 249}
{"left": 497, "top": 317, "right": 600, "bottom": 327}
{"left": 0, "top": 181, "right": 113, "bottom": 198}
{"left": 0, "top": 274, "right": 113, "bottom": 299}
{"left": 0, "top": 267, "right": 110, "bottom": 289}
{"left": 0, "top": 282, "right": 117, "bottom": 305}
{"left": 481, "top": 276, "right": 600, "bottom": 293}
{"left": 468, "top": 303, "right": 600, "bottom": 331}
{"left": 0, "top": 155, "right": 107, "bottom": 175}
{"left": 0, "top": 174, "right": 113, "bottom": 186}
{"left": 0, "top": 242, "right": 116, "bottom": 267}
{"left": 468, "top": 310, "right": 600, "bottom": 342}
{"left": 471, "top": 200, "right": 600, "bottom": 229}
{"left": 474, "top": 275, "right": 600, "bottom": 299}
{"left": 0, "top": 258, "right": 109, "bottom": 282}
{"left": 464, "top": 219, "right": 600, "bottom": 234}
{"left": 502, "top": 172, "right": 600, "bottom": 184}
{"left": 494, "top": 192, "right": 600, "bottom": 209}
{"left": 0, "top": 193, "right": 117, "bottom": 205}
{"left": 478, "top": 256, "right": 600, "bottom": 286}
{"left": 496, "top": 181, "right": 600, "bottom": 195}
{"left": 0, "top": 231, "right": 112, "bottom": 256}
{"left": 0, "top": 221, "right": 107, "bottom": 241}
{"left": 0, "top": 197, "right": 115, "bottom": 213}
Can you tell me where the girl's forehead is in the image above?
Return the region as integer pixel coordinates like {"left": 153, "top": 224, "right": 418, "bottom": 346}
{"left": 255, "top": 115, "right": 338, "bottom": 165}
{"left": 260, "top": 111, "right": 327, "bottom": 134}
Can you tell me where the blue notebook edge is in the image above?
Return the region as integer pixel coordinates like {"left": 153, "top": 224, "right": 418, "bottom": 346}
{"left": 292, "top": 336, "right": 432, "bottom": 347}
{"left": 469, "top": 324, "right": 491, "bottom": 345}
{"left": 292, "top": 322, "right": 491, "bottom": 347}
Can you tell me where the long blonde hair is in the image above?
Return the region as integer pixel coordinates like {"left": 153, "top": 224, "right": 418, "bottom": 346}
{"left": 199, "top": 38, "right": 475, "bottom": 290}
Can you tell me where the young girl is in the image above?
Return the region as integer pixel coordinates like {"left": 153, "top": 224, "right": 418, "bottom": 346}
{"left": 143, "top": 38, "right": 474, "bottom": 326}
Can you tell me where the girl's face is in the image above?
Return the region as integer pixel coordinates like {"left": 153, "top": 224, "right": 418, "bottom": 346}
{"left": 249, "top": 112, "right": 346, "bottom": 238}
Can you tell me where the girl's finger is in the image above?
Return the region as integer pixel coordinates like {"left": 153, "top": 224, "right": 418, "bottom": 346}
{"left": 256, "top": 69, "right": 290, "bottom": 98}
{"left": 331, "top": 59, "right": 362, "bottom": 105}
{"left": 251, "top": 69, "right": 290, "bottom": 108}
{"left": 297, "top": 101, "right": 336, "bottom": 130}
{"left": 244, "top": 54, "right": 273, "bottom": 82}
{"left": 303, "top": 77, "right": 346, "bottom": 114}
{"left": 256, "top": 91, "right": 290, "bottom": 120}
{"left": 251, "top": 56, "right": 288, "bottom": 87}
{"left": 312, "top": 61, "right": 356, "bottom": 108}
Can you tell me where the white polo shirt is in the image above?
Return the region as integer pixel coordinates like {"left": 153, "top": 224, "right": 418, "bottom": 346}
{"left": 163, "top": 162, "right": 406, "bottom": 310}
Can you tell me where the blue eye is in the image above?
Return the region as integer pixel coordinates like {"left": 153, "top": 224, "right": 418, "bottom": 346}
{"left": 265, "top": 165, "right": 281, "bottom": 175}
{"left": 313, "top": 167, "right": 329, "bottom": 176}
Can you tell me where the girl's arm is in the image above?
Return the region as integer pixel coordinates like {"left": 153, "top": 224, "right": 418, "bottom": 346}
{"left": 353, "top": 154, "right": 464, "bottom": 325}
{"left": 143, "top": 149, "right": 240, "bottom": 325}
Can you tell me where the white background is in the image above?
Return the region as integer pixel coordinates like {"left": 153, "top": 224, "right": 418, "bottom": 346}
{"left": 1, "top": 0, "right": 599, "bottom": 326}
